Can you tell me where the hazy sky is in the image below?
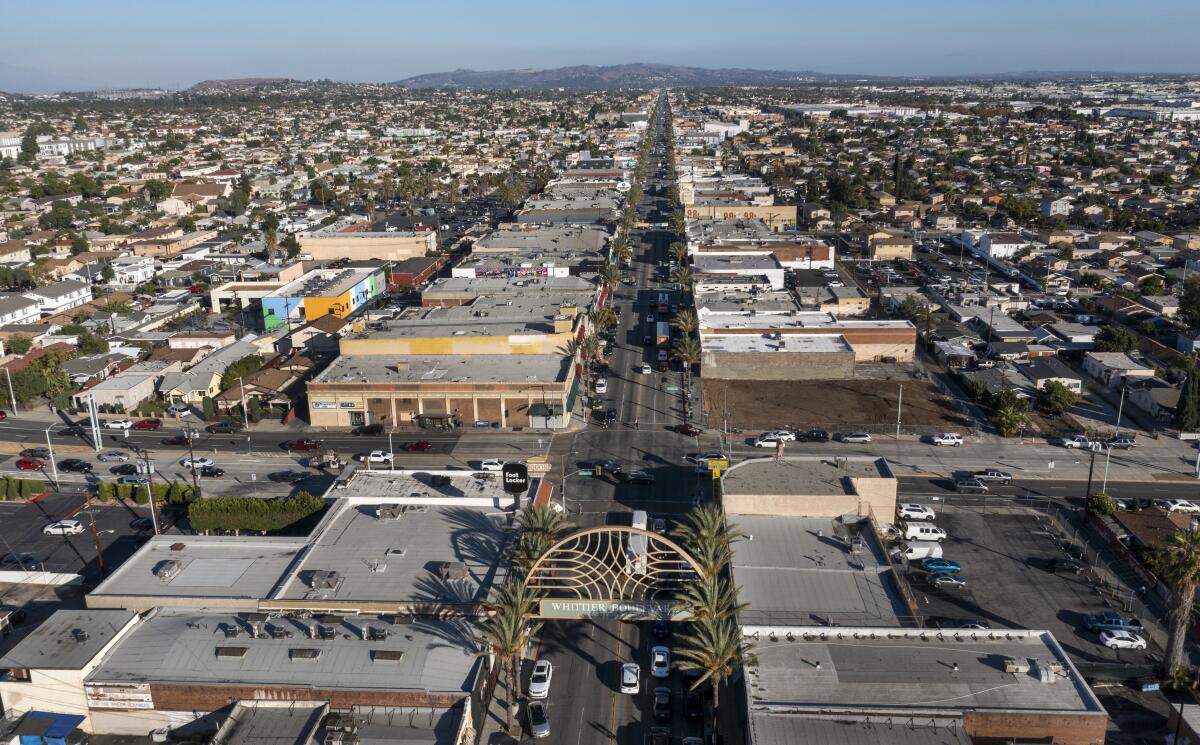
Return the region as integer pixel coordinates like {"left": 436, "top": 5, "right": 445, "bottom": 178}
{"left": 3, "top": 0, "right": 1200, "bottom": 90}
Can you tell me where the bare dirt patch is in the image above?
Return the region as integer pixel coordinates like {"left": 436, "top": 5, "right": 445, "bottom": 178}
{"left": 703, "top": 379, "right": 974, "bottom": 433}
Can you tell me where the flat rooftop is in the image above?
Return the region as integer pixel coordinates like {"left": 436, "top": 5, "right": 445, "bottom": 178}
{"left": 732, "top": 516, "right": 902, "bottom": 627}
{"left": 0, "top": 609, "right": 136, "bottom": 670}
{"left": 749, "top": 716, "right": 971, "bottom": 745}
{"left": 310, "top": 354, "right": 568, "bottom": 386}
{"left": 700, "top": 314, "right": 914, "bottom": 332}
{"left": 472, "top": 225, "right": 608, "bottom": 253}
{"left": 723, "top": 457, "right": 892, "bottom": 498}
{"left": 703, "top": 333, "right": 851, "bottom": 354}
{"left": 87, "top": 607, "right": 480, "bottom": 694}
{"left": 743, "top": 627, "right": 1105, "bottom": 714}
{"left": 214, "top": 702, "right": 326, "bottom": 745}
{"left": 270, "top": 267, "right": 378, "bottom": 299}
{"left": 422, "top": 276, "right": 595, "bottom": 296}
{"left": 693, "top": 254, "right": 783, "bottom": 271}
{"left": 694, "top": 291, "right": 798, "bottom": 314}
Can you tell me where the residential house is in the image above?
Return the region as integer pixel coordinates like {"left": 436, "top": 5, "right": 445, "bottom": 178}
{"left": 1140, "top": 295, "right": 1179, "bottom": 318}
{"left": 1041, "top": 196, "right": 1073, "bottom": 218}
{"left": 0, "top": 240, "right": 32, "bottom": 264}
{"left": 979, "top": 232, "right": 1029, "bottom": 259}
{"left": 1083, "top": 351, "right": 1156, "bottom": 387}
{"left": 0, "top": 295, "right": 43, "bottom": 326}
{"left": 21, "top": 280, "right": 92, "bottom": 317}
{"left": 1021, "top": 357, "right": 1083, "bottom": 394}
{"left": 157, "top": 336, "right": 259, "bottom": 404}
{"left": 108, "top": 255, "right": 156, "bottom": 287}
{"left": 1127, "top": 377, "right": 1181, "bottom": 425}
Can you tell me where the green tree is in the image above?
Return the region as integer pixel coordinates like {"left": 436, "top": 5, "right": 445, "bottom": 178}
{"left": 142, "top": 179, "right": 172, "bottom": 202}
{"left": 473, "top": 580, "right": 541, "bottom": 733}
{"left": 281, "top": 234, "right": 301, "bottom": 259}
{"left": 1175, "top": 366, "right": 1200, "bottom": 432}
{"left": 5, "top": 335, "right": 32, "bottom": 354}
{"left": 599, "top": 264, "right": 623, "bottom": 290}
{"left": 202, "top": 395, "right": 216, "bottom": 420}
{"left": 102, "top": 300, "right": 132, "bottom": 313}
{"left": 220, "top": 354, "right": 263, "bottom": 391}
{"left": 100, "top": 263, "right": 115, "bottom": 281}
{"left": 39, "top": 201, "right": 75, "bottom": 230}
{"left": 675, "top": 619, "right": 756, "bottom": 733}
{"left": 1095, "top": 326, "right": 1137, "bottom": 353}
{"left": 674, "top": 573, "right": 748, "bottom": 622}
{"left": 187, "top": 492, "right": 324, "bottom": 533}
{"left": 670, "top": 308, "right": 698, "bottom": 337}
{"left": 670, "top": 503, "right": 743, "bottom": 576}
{"left": 1153, "top": 529, "right": 1200, "bottom": 676}
{"left": 512, "top": 504, "right": 574, "bottom": 575}
{"left": 991, "top": 390, "right": 1028, "bottom": 436}
{"left": 70, "top": 234, "right": 89, "bottom": 255}
{"left": 1037, "top": 380, "right": 1081, "bottom": 415}
{"left": 1181, "top": 275, "right": 1200, "bottom": 327}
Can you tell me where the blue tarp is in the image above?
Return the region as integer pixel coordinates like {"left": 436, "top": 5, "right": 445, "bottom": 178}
{"left": 19, "top": 712, "right": 86, "bottom": 744}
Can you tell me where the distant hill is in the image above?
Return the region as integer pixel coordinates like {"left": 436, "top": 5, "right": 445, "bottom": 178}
{"left": 186, "top": 77, "right": 297, "bottom": 94}
{"left": 391, "top": 63, "right": 848, "bottom": 89}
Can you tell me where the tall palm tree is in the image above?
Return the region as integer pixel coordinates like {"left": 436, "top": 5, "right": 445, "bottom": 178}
{"left": 675, "top": 573, "right": 748, "bottom": 621}
{"left": 588, "top": 306, "right": 617, "bottom": 333}
{"left": 513, "top": 504, "right": 575, "bottom": 575}
{"left": 1157, "top": 528, "right": 1200, "bottom": 675}
{"left": 474, "top": 583, "right": 537, "bottom": 734}
{"left": 670, "top": 266, "right": 693, "bottom": 292}
{"left": 671, "top": 337, "right": 702, "bottom": 395}
{"left": 671, "top": 309, "right": 698, "bottom": 337}
{"left": 672, "top": 503, "right": 743, "bottom": 574}
{"left": 599, "top": 264, "right": 623, "bottom": 291}
{"left": 669, "top": 242, "right": 689, "bottom": 263}
{"left": 579, "top": 334, "right": 602, "bottom": 392}
{"left": 675, "top": 618, "right": 756, "bottom": 732}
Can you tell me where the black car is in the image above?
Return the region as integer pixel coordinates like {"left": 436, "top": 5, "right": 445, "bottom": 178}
{"left": 206, "top": 421, "right": 244, "bottom": 434}
{"left": 58, "top": 459, "right": 93, "bottom": 473}
{"left": 57, "top": 425, "right": 85, "bottom": 436}
{"left": 652, "top": 619, "right": 670, "bottom": 640}
{"left": 110, "top": 463, "right": 139, "bottom": 476}
{"left": 199, "top": 465, "right": 225, "bottom": 478}
{"left": 352, "top": 424, "right": 384, "bottom": 436}
{"left": 129, "top": 517, "right": 154, "bottom": 532}
{"left": 1046, "top": 558, "right": 1085, "bottom": 574}
{"left": 268, "top": 471, "right": 307, "bottom": 484}
{"left": 604, "top": 408, "right": 618, "bottom": 424}
{"left": 0, "top": 605, "right": 27, "bottom": 625}
{"left": 161, "top": 435, "right": 191, "bottom": 446}
{"left": 20, "top": 447, "right": 51, "bottom": 459}
{"left": 798, "top": 429, "right": 830, "bottom": 443}
{"left": 685, "top": 688, "right": 703, "bottom": 720}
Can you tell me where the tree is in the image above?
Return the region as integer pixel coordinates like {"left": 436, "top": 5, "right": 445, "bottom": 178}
{"left": 669, "top": 242, "right": 688, "bottom": 263}
{"left": 281, "top": 234, "right": 302, "bottom": 260}
{"left": 1154, "top": 529, "right": 1200, "bottom": 676}
{"left": 670, "top": 266, "right": 693, "bottom": 292}
{"left": 142, "top": 179, "right": 172, "bottom": 202}
{"left": 473, "top": 580, "right": 540, "bottom": 733}
{"left": 670, "top": 504, "right": 743, "bottom": 576}
{"left": 100, "top": 263, "right": 115, "bottom": 282}
{"left": 991, "top": 390, "right": 1028, "bottom": 436}
{"left": 671, "top": 309, "right": 698, "bottom": 337}
{"left": 202, "top": 395, "right": 216, "bottom": 420}
{"left": 1095, "top": 326, "right": 1137, "bottom": 353}
{"left": 671, "top": 338, "right": 702, "bottom": 398}
{"left": 1175, "top": 365, "right": 1200, "bottom": 432}
{"left": 102, "top": 300, "right": 133, "bottom": 314}
{"left": 1182, "top": 275, "right": 1200, "bottom": 327}
{"left": 599, "top": 265, "right": 623, "bottom": 290}
{"left": 674, "top": 573, "right": 747, "bottom": 622}
{"left": 1037, "top": 380, "right": 1081, "bottom": 415}
{"left": 588, "top": 307, "right": 617, "bottom": 333}
{"left": 40, "top": 201, "right": 75, "bottom": 230}
{"left": 5, "top": 335, "right": 32, "bottom": 355}
{"left": 220, "top": 354, "right": 263, "bottom": 391}
{"left": 70, "top": 234, "right": 89, "bottom": 255}
{"left": 675, "top": 618, "right": 755, "bottom": 733}
{"left": 512, "top": 505, "right": 574, "bottom": 575}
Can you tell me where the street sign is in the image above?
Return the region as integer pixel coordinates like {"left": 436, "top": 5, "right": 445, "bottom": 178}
{"left": 501, "top": 463, "right": 530, "bottom": 494}
{"left": 706, "top": 459, "right": 729, "bottom": 470}
{"left": 537, "top": 598, "right": 691, "bottom": 620}
{"left": 665, "top": 385, "right": 680, "bottom": 392}
{"left": 576, "top": 470, "right": 594, "bottom": 477}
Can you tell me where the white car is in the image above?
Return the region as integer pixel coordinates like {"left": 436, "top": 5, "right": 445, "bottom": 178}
{"left": 898, "top": 503, "right": 936, "bottom": 522}
{"left": 838, "top": 432, "right": 872, "bottom": 444}
{"left": 43, "top": 520, "right": 84, "bottom": 536}
{"left": 180, "top": 457, "right": 214, "bottom": 468}
{"left": 480, "top": 459, "right": 505, "bottom": 472}
{"left": 931, "top": 432, "right": 963, "bottom": 447}
{"left": 1060, "top": 435, "right": 1091, "bottom": 449}
{"left": 620, "top": 662, "right": 640, "bottom": 694}
{"left": 1100, "top": 630, "right": 1146, "bottom": 650}
{"left": 752, "top": 436, "right": 781, "bottom": 448}
{"left": 761, "top": 430, "right": 796, "bottom": 442}
{"left": 642, "top": 363, "right": 652, "bottom": 374}
{"left": 106, "top": 419, "right": 133, "bottom": 430}
{"left": 365, "top": 450, "right": 393, "bottom": 464}
{"left": 528, "top": 659, "right": 553, "bottom": 699}
{"left": 1162, "top": 499, "right": 1200, "bottom": 514}
{"left": 650, "top": 646, "right": 670, "bottom": 678}
{"left": 594, "top": 378, "right": 608, "bottom": 394}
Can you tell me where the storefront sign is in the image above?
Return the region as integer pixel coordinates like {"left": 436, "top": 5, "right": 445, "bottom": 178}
{"left": 537, "top": 599, "right": 690, "bottom": 620}
{"left": 502, "top": 463, "right": 530, "bottom": 494}
{"left": 312, "top": 402, "right": 336, "bottom": 410}
{"left": 86, "top": 682, "right": 154, "bottom": 709}
{"left": 339, "top": 401, "right": 359, "bottom": 409}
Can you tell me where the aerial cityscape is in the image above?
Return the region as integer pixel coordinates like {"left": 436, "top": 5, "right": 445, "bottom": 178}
{"left": 3, "top": 4, "right": 1200, "bottom": 745}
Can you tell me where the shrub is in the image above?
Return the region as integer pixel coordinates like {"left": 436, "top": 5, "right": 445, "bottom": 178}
{"left": 1090, "top": 492, "right": 1118, "bottom": 516}
{"left": 19, "top": 479, "right": 44, "bottom": 500}
{"left": 96, "top": 482, "right": 116, "bottom": 501}
{"left": 188, "top": 492, "right": 325, "bottom": 533}
{"left": 4, "top": 477, "right": 17, "bottom": 500}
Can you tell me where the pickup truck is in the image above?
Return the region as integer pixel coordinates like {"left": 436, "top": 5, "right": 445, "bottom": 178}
{"left": 1084, "top": 610, "right": 1144, "bottom": 634}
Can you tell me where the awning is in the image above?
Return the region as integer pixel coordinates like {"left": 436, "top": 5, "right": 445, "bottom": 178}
{"left": 15, "top": 712, "right": 85, "bottom": 739}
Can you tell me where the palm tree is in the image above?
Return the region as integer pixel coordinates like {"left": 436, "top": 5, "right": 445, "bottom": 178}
{"left": 670, "top": 266, "right": 694, "bottom": 292}
{"left": 671, "top": 309, "right": 698, "bottom": 337}
{"left": 671, "top": 337, "right": 702, "bottom": 398}
{"left": 1157, "top": 528, "right": 1200, "bottom": 675}
{"left": 513, "top": 504, "right": 575, "bottom": 575}
{"left": 599, "top": 264, "right": 623, "bottom": 290}
{"left": 675, "top": 618, "right": 756, "bottom": 732}
{"left": 669, "top": 242, "right": 688, "bottom": 263}
{"left": 588, "top": 306, "right": 617, "bottom": 333}
{"left": 474, "top": 581, "right": 540, "bottom": 734}
{"left": 675, "top": 573, "right": 748, "bottom": 621}
{"left": 672, "top": 503, "right": 743, "bottom": 574}
{"left": 579, "top": 334, "right": 602, "bottom": 392}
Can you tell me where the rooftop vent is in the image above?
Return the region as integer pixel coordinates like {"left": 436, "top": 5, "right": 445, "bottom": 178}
{"left": 72, "top": 628, "right": 90, "bottom": 644}
{"left": 154, "top": 560, "right": 181, "bottom": 581}
{"left": 308, "top": 570, "right": 342, "bottom": 591}
{"left": 169, "top": 543, "right": 187, "bottom": 551}
{"left": 437, "top": 561, "right": 470, "bottom": 581}
{"left": 214, "top": 646, "right": 248, "bottom": 659}
{"left": 289, "top": 648, "right": 321, "bottom": 661}
{"left": 375, "top": 504, "right": 403, "bottom": 521}
{"left": 370, "top": 650, "right": 404, "bottom": 664}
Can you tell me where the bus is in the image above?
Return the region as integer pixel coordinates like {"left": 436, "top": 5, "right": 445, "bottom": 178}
{"left": 655, "top": 322, "right": 670, "bottom": 347}
{"left": 657, "top": 292, "right": 670, "bottom": 313}
{"left": 627, "top": 510, "right": 649, "bottom": 575}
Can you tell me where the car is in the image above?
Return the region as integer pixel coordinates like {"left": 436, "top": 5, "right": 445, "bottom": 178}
{"left": 207, "top": 421, "right": 245, "bottom": 434}
{"left": 1046, "top": 558, "right": 1085, "bottom": 574}
{"left": 603, "top": 409, "right": 618, "bottom": 425}
{"left": 479, "top": 459, "right": 505, "bottom": 472}
{"left": 928, "top": 572, "right": 966, "bottom": 589}
{"left": 752, "top": 435, "right": 781, "bottom": 448}
{"left": 526, "top": 700, "right": 549, "bottom": 739}
{"left": 58, "top": 459, "right": 93, "bottom": 473}
{"left": 406, "top": 441, "right": 433, "bottom": 452}
{"left": 97, "top": 451, "right": 130, "bottom": 463}
{"left": 939, "top": 618, "right": 991, "bottom": 630}
{"left": 1085, "top": 611, "right": 1144, "bottom": 634}
{"left": 897, "top": 503, "right": 936, "bottom": 521}
{"left": 1, "top": 552, "right": 38, "bottom": 568}
{"left": 643, "top": 336, "right": 653, "bottom": 346}
{"left": 652, "top": 517, "right": 667, "bottom": 534}
{"left": 955, "top": 478, "right": 989, "bottom": 495}
{"left": 268, "top": 471, "right": 307, "bottom": 484}
{"left": 1100, "top": 630, "right": 1147, "bottom": 650}
{"left": 675, "top": 423, "right": 703, "bottom": 436}
{"left": 761, "top": 430, "right": 796, "bottom": 442}
{"left": 627, "top": 470, "right": 654, "bottom": 485}
{"left": 43, "top": 520, "right": 84, "bottom": 536}
{"left": 167, "top": 403, "right": 191, "bottom": 416}
{"left": 528, "top": 660, "right": 553, "bottom": 699}
{"left": 1106, "top": 437, "right": 1137, "bottom": 450}
{"left": 284, "top": 439, "right": 323, "bottom": 452}
{"left": 931, "top": 432, "right": 964, "bottom": 446}
{"left": 973, "top": 470, "right": 1013, "bottom": 484}
{"left": 1162, "top": 499, "right": 1200, "bottom": 513}
{"left": 685, "top": 451, "right": 726, "bottom": 465}
{"left": 57, "top": 425, "right": 85, "bottom": 436}
{"left": 199, "top": 465, "right": 225, "bottom": 478}
{"left": 160, "top": 435, "right": 191, "bottom": 447}
{"left": 798, "top": 429, "right": 830, "bottom": 443}
{"left": 129, "top": 517, "right": 154, "bottom": 532}
{"left": 180, "top": 457, "right": 214, "bottom": 468}
{"left": 105, "top": 419, "right": 133, "bottom": 430}
{"left": 133, "top": 419, "right": 162, "bottom": 430}
{"left": 0, "top": 410, "right": 6, "bottom": 420}
{"left": 642, "top": 363, "right": 653, "bottom": 374}
{"left": 350, "top": 423, "right": 383, "bottom": 436}
{"left": 619, "top": 662, "right": 640, "bottom": 694}
{"left": 652, "top": 687, "right": 672, "bottom": 721}
{"left": 921, "top": 558, "right": 961, "bottom": 574}
{"left": 685, "top": 688, "right": 702, "bottom": 720}
{"left": 1059, "top": 435, "right": 1091, "bottom": 449}
{"left": 649, "top": 727, "right": 671, "bottom": 745}
{"left": 653, "top": 620, "right": 670, "bottom": 640}
{"left": 362, "top": 450, "right": 393, "bottom": 464}
{"left": 21, "top": 447, "right": 50, "bottom": 459}
{"left": 650, "top": 646, "right": 670, "bottom": 678}
{"left": 110, "top": 463, "right": 139, "bottom": 476}
{"left": 118, "top": 475, "right": 149, "bottom": 486}
{"left": 15, "top": 457, "right": 43, "bottom": 471}
{"left": 838, "top": 432, "right": 872, "bottom": 444}
{"left": 594, "top": 378, "right": 608, "bottom": 394}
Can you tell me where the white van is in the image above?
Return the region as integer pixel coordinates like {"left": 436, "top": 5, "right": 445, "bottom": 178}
{"left": 903, "top": 524, "right": 947, "bottom": 542}
{"left": 631, "top": 510, "right": 648, "bottom": 531}
{"left": 891, "top": 541, "right": 943, "bottom": 561}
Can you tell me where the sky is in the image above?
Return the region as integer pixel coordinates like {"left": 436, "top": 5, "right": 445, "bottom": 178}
{"left": 3, "top": 0, "right": 1200, "bottom": 91}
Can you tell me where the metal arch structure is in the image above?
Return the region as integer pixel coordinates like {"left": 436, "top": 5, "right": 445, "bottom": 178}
{"left": 522, "top": 526, "right": 706, "bottom": 619}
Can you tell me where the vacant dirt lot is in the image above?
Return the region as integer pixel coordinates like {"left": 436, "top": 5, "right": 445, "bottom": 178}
{"left": 704, "top": 379, "right": 974, "bottom": 433}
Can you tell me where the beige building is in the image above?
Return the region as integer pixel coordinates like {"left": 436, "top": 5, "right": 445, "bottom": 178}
{"left": 683, "top": 203, "right": 797, "bottom": 229}
{"left": 720, "top": 457, "right": 897, "bottom": 523}
{"left": 297, "top": 227, "right": 436, "bottom": 262}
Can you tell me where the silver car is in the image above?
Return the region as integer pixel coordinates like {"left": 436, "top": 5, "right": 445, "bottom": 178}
{"left": 98, "top": 451, "right": 130, "bottom": 463}
{"left": 527, "top": 700, "right": 550, "bottom": 738}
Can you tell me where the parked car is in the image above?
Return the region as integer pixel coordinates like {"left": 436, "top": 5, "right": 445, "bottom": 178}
{"left": 649, "top": 727, "right": 670, "bottom": 745}
{"left": 180, "top": 457, "right": 214, "bottom": 468}
{"left": 837, "top": 432, "right": 872, "bottom": 444}
{"left": 479, "top": 459, "right": 505, "bottom": 472}
{"left": 928, "top": 572, "right": 966, "bottom": 589}
{"left": 199, "top": 465, "right": 225, "bottom": 478}
{"left": 15, "top": 457, "right": 43, "bottom": 470}
{"left": 760, "top": 430, "right": 796, "bottom": 442}
{"left": 1086, "top": 611, "right": 1144, "bottom": 634}
{"left": 1059, "top": 435, "right": 1091, "bottom": 449}
{"left": 752, "top": 435, "right": 782, "bottom": 448}
{"left": 650, "top": 646, "right": 670, "bottom": 678}
{"left": 1, "top": 552, "right": 37, "bottom": 568}
{"left": 1046, "top": 558, "right": 1085, "bottom": 574}
{"left": 285, "top": 439, "right": 323, "bottom": 452}
{"left": 129, "top": 517, "right": 154, "bottom": 532}
{"left": 106, "top": 419, "right": 133, "bottom": 430}
{"left": 20, "top": 448, "right": 50, "bottom": 459}
{"left": 528, "top": 660, "right": 553, "bottom": 699}
{"left": 57, "top": 425, "right": 85, "bottom": 436}
{"left": 652, "top": 687, "right": 672, "bottom": 721}
{"left": 207, "top": 421, "right": 245, "bottom": 434}
{"left": 133, "top": 419, "right": 162, "bottom": 430}
{"left": 526, "top": 700, "right": 550, "bottom": 739}
{"left": 939, "top": 618, "right": 990, "bottom": 630}
{"left": 43, "top": 520, "right": 84, "bottom": 535}
{"left": 798, "top": 429, "right": 830, "bottom": 442}
{"left": 594, "top": 378, "right": 608, "bottom": 394}
{"left": 931, "top": 432, "right": 964, "bottom": 446}
{"left": 361, "top": 450, "right": 393, "bottom": 464}
{"left": 1100, "top": 630, "right": 1147, "bottom": 650}
{"left": 685, "top": 687, "right": 702, "bottom": 720}
{"left": 97, "top": 451, "right": 130, "bottom": 462}
{"left": 954, "top": 478, "right": 989, "bottom": 495}
{"left": 619, "top": 662, "right": 640, "bottom": 694}
{"left": 897, "top": 503, "right": 936, "bottom": 521}
{"left": 118, "top": 476, "right": 149, "bottom": 486}
{"left": 641, "top": 363, "right": 653, "bottom": 374}
{"left": 921, "top": 558, "right": 961, "bottom": 574}
{"left": 973, "top": 470, "right": 1012, "bottom": 484}
{"left": 268, "top": 471, "right": 308, "bottom": 484}
{"left": 903, "top": 524, "right": 947, "bottom": 542}
{"left": 58, "top": 459, "right": 93, "bottom": 473}
{"left": 1162, "top": 499, "right": 1200, "bottom": 513}
{"left": 1106, "top": 437, "right": 1137, "bottom": 450}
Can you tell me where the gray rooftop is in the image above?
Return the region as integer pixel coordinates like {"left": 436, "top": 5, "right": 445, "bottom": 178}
{"left": 213, "top": 702, "right": 326, "bottom": 745}
{"left": 472, "top": 225, "right": 608, "bottom": 253}
{"left": 732, "top": 516, "right": 902, "bottom": 627}
{"left": 310, "top": 354, "right": 568, "bottom": 386}
{"left": 422, "top": 275, "right": 595, "bottom": 296}
{"left": 703, "top": 333, "right": 851, "bottom": 354}
{"left": 0, "top": 609, "right": 136, "bottom": 670}
{"left": 693, "top": 253, "right": 783, "bottom": 272}
{"left": 749, "top": 716, "right": 971, "bottom": 745}
{"left": 723, "top": 457, "right": 891, "bottom": 498}
{"left": 87, "top": 607, "right": 480, "bottom": 694}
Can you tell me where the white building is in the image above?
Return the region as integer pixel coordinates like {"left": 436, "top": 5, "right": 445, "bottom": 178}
{"left": 979, "top": 232, "right": 1029, "bottom": 259}
{"left": 0, "top": 294, "right": 42, "bottom": 325}
{"left": 22, "top": 280, "right": 93, "bottom": 317}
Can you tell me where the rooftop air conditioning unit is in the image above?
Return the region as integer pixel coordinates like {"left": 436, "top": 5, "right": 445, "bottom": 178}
{"left": 437, "top": 561, "right": 470, "bottom": 581}
{"left": 154, "top": 560, "right": 182, "bottom": 581}
{"left": 375, "top": 504, "right": 403, "bottom": 521}
{"left": 309, "top": 570, "right": 342, "bottom": 590}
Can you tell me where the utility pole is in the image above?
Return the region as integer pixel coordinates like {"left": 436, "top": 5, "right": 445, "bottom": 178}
{"left": 895, "top": 384, "right": 903, "bottom": 440}
{"left": 85, "top": 496, "right": 106, "bottom": 577}
{"left": 3, "top": 366, "right": 16, "bottom": 414}
{"left": 1113, "top": 386, "right": 1127, "bottom": 440}
{"left": 1084, "top": 446, "right": 1097, "bottom": 510}
{"left": 184, "top": 425, "right": 201, "bottom": 498}
{"left": 44, "top": 425, "right": 58, "bottom": 488}
{"left": 141, "top": 447, "right": 160, "bottom": 536}
{"left": 239, "top": 377, "right": 250, "bottom": 429}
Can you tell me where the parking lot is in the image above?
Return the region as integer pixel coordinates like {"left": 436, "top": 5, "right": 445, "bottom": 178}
{"left": 900, "top": 502, "right": 1158, "bottom": 672}
{"left": 0, "top": 491, "right": 152, "bottom": 580}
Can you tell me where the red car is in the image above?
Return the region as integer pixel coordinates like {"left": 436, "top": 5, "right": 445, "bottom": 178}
{"left": 188, "top": 286, "right": 207, "bottom": 294}
{"left": 0, "top": 410, "right": 7, "bottom": 421}
{"left": 133, "top": 418, "right": 162, "bottom": 430}
{"left": 285, "top": 439, "right": 323, "bottom": 452}
{"left": 406, "top": 441, "right": 433, "bottom": 452}
{"left": 15, "top": 458, "right": 43, "bottom": 471}
{"left": 160, "top": 435, "right": 190, "bottom": 446}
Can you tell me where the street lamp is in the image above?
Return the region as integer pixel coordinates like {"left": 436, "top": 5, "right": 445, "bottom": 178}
{"left": 44, "top": 424, "right": 58, "bottom": 487}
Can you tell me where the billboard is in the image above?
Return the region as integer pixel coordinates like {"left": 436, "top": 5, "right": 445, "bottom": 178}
{"left": 502, "top": 462, "right": 530, "bottom": 494}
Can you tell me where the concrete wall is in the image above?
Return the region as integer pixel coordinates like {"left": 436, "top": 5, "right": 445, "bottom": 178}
{"left": 721, "top": 492, "right": 860, "bottom": 518}
{"left": 701, "top": 350, "right": 855, "bottom": 381}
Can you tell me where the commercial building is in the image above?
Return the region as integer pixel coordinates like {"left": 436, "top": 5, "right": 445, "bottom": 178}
{"left": 721, "top": 456, "right": 898, "bottom": 522}
{"left": 297, "top": 222, "right": 436, "bottom": 262}
{"left": 259, "top": 265, "right": 386, "bottom": 331}
{"left": 692, "top": 253, "right": 785, "bottom": 290}
{"left": 699, "top": 309, "right": 916, "bottom": 364}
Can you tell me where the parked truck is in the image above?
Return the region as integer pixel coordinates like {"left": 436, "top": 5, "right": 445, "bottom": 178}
{"left": 1084, "top": 610, "right": 1144, "bottom": 634}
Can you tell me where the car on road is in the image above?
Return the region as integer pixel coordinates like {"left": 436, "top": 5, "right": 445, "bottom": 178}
{"left": 1086, "top": 611, "right": 1144, "bottom": 634}
{"left": 58, "top": 459, "right": 93, "bottom": 473}
{"left": 1162, "top": 499, "right": 1200, "bottom": 513}
{"left": 405, "top": 441, "right": 433, "bottom": 452}
{"left": 931, "top": 432, "right": 964, "bottom": 446}
{"left": 268, "top": 471, "right": 308, "bottom": 484}
{"left": 361, "top": 450, "right": 394, "bottom": 464}
{"left": 897, "top": 503, "right": 936, "bottom": 521}
{"left": 110, "top": 463, "right": 140, "bottom": 475}
{"left": 1106, "top": 437, "right": 1137, "bottom": 450}
{"left": 649, "top": 727, "right": 671, "bottom": 745}
{"left": 921, "top": 558, "right": 961, "bottom": 574}
{"left": 594, "top": 377, "right": 608, "bottom": 393}
{"left": 21, "top": 448, "right": 50, "bottom": 459}
{"left": 133, "top": 419, "right": 162, "bottom": 430}
{"left": 197, "top": 465, "right": 224, "bottom": 477}
{"left": 43, "top": 520, "right": 84, "bottom": 536}
{"left": 57, "top": 425, "right": 85, "bottom": 436}
{"left": 928, "top": 572, "right": 966, "bottom": 589}
{"left": 1, "top": 552, "right": 38, "bottom": 568}
{"left": 973, "top": 470, "right": 1012, "bottom": 484}
{"left": 652, "top": 687, "right": 672, "bottom": 721}
{"left": 98, "top": 451, "right": 130, "bottom": 462}
{"left": 1058, "top": 435, "right": 1091, "bottom": 449}
{"left": 620, "top": 662, "right": 640, "bottom": 694}
{"left": 760, "top": 430, "right": 796, "bottom": 442}
{"left": 350, "top": 423, "right": 383, "bottom": 436}
{"left": 129, "top": 517, "right": 154, "bottom": 532}
{"left": 798, "top": 429, "right": 830, "bottom": 442}
{"left": 526, "top": 700, "right": 549, "bottom": 738}
{"left": 642, "top": 363, "right": 652, "bottom": 374}
{"left": 528, "top": 660, "right": 552, "bottom": 699}
{"left": 653, "top": 620, "right": 670, "bottom": 640}
{"left": 180, "top": 457, "right": 214, "bottom": 468}
{"left": 479, "top": 459, "right": 505, "bottom": 472}
{"left": 15, "top": 457, "right": 43, "bottom": 470}
{"left": 650, "top": 646, "right": 670, "bottom": 678}
{"left": 752, "top": 435, "right": 783, "bottom": 447}
{"left": 939, "top": 618, "right": 990, "bottom": 630}
{"left": 118, "top": 475, "right": 149, "bottom": 486}
{"left": 837, "top": 432, "right": 872, "bottom": 444}
{"left": 1100, "top": 630, "right": 1147, "bottom": 650}
{"left": 954, "top": 478, "right": 989, "bottom": 494}
{"left": 207, "top": 421, "right": 245, "bottom": 434}
{"left": 105, "top": 419, "right": 133, "bottom": 430}
{"left": 627, "top": 470, "right": 654, "bottom": 485}
{"left": 160, "top": 435, "right": 191, "bottom": 446}
{"left": 284, "top": 439, "right": 323, "bottom": 452}
{"left": 674, "top": 423, "right": 702, "bottom": 436}
{"left": 0, "top": 411, "right": 6, "bottom": 420}
{"left": 1046, "top": 558, "right": 1085, "bottom": 574}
